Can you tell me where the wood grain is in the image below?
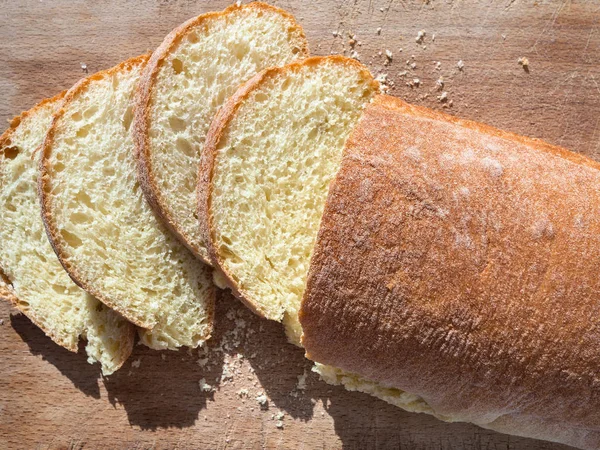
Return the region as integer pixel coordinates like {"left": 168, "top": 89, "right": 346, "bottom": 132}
{"left": 0, "top": 0, "right": 598, "bottom": 449}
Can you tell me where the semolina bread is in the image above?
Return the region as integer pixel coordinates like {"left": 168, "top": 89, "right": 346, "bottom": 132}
{"left": 300, "top": 95, "right": 600, "bottom": 449}
{"left": 0, "top": 93, "right": 135, "bottom": 375}
{"left": 198, "top": 56, "right": 379, "bottom": 345}
{"left": 134, "top": 2, "right": 309, "bottom": 263}
{"left": 39, "top": 55, "right": 214, "bottom": 350}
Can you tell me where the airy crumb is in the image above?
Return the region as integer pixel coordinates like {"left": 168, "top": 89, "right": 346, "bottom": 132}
{"left": 0, "top": 319, "right": 4, "bottom": 326}
{"left": 413, "top": 78, "right": 421, "bottom": 86}
{"left": 385, "top": 49, "right": 393, "bottom": 60}
{"left": 410, "top": 62, "right": 417, "bottom": 70}
{"left": 276, "top": 421, "right": 284, "bottom": 429}
{"left": 416, "top": 30, "right": 426, "bottom": 43}
{"left": 131, "top": 358, "right": 141, "bottom": 368}
{"left": 457, "top": 60, "right": 465, "bottom": 70}
{"left": 80, "top": 62, "right": 88, "bottom": 74}
{"left": 332, "top": 31, "right": 338, "bottom": 37}
{"left": 276, "top": 412, "right": 285, "bottom": 420}
{"left": 237, "top": 389, "right": 249, "bottom": 398}
{"left": 435, "top": 61, "right": 441, "bottom": 71}
{"left": 377, "top": 27, "right": 382, "bottom": 35}
{"left": 518, "top": 57, "right": 529, "bottom": 68}
{"left": 438, "top": 91, "right": 448, "bottom": 102}
{"left": 350, "top": 50, "right": 360, "bottom": 61}
{"left": 432, "top": 34, "right": 436, "bottom": 42}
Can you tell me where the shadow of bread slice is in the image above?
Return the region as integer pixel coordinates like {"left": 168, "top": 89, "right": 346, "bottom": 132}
{"left": 134, "top": 2, "right": 309, "bottom": 264}
{"left": 0, "top": 93, "right": 135, "bottom": 375}
{"left": 39, "top": 55, "right": 215, "bottom": 350}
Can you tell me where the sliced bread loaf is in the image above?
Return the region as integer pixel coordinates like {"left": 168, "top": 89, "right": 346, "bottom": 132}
{"left": 39, "top": 55, "right": 214, "bottom": 350}
{"left": 134, "top": 2, "right": 308, "bottom": 263}
{"left": 0, "top": 93, "right": 135, "bottom": 375}
{"left": 198, "top": 56, "right": 379, "bottom": 344}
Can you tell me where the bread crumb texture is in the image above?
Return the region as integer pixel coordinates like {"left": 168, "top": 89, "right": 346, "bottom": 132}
{"left": 146, "top": 4, "right": 307, "bottom": 259}
{"left": 0, "top": 95, "right": 133, "bottom": 375}
{"left": 42, "top": 57, "right": 213, "bottom": 350}
{"left": 210, "top": 57, "right": 377, "bottom": 344}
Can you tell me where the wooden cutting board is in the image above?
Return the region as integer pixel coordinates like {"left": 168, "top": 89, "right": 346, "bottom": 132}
{"left": 1, "top": 1, "right": 598, "bottom": 449}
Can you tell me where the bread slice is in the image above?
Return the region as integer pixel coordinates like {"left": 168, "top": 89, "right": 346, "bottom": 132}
{"left": 39, "top": 55, "right": 214, "bottom": 350}
{"left": 199, "top": 56, "right": 379, "bottom": 344}
{"left": 0, "top": 93, "right": 135, "bottom": 375}
{"left": 134, "top": 2, "right": 309, "bottom": 263}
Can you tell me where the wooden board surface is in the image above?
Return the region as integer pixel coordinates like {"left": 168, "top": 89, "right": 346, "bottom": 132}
{"left": 1, "top": 0, "right": 599, "bottom": 449}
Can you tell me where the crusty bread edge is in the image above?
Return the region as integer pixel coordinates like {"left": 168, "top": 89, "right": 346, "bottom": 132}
{"left": 372, "top": 94, "right": 600, "bottom": 170}
{"left": 133, "top": 1, "right": 310, "bottom": 265}
{"left": 38, "top": 54, "right": 154, "bottom": 330}
{"left": 198, "top": 55, "right": 379, "bottom": 321}
{"left": 0, "top": 91, "right": 82, "bottom": 352}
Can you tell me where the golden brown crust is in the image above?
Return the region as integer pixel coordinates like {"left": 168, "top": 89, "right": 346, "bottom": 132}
{"left": 198, "top": 55, "right": 378, "bottom": 320}
{"left": 38, "top": 54, "right": 153, "bottom": 330}
{"left": 133, "top": 1, "right": 309, "bottom": 265}
{"left": 300, "top": 94, "right": 600, "bottom": 449}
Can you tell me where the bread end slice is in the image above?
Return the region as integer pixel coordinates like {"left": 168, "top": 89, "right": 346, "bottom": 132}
{"left": 134, "top": 1, "right": 309, "bottom": 264}
{"left": 0, "top": 93, "right": 135, "bottom": 375}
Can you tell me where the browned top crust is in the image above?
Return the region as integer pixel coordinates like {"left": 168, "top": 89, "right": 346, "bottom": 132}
{"left": 198, "top": 55, "right": 378, "bottom": 319}
{"left": 133, "top": 1, "right": 309, "bottom": 265}
{"left": 300, "top": 94, "right": 600, "bottom": 449}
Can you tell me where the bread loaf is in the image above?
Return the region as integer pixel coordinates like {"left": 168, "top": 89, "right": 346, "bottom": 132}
{"left": 0, "top": 93, "right": 135, "bottom": 375}
{"left": 198, "top": 56, "right": 378, "bottom": 344}
{"left": 134, "top": 2, "right": 308, "bottom": 263}
{"left": 300, "top": 95, "right": 600, "bottom": 449}
{"left": 39, "top": 55, "right": 214, "bottom": 350}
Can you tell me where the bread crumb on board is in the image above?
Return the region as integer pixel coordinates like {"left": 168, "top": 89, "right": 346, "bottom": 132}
{"left": 256, "top": 392, "right": 268, "bottom": 406}
{"left": 436, "top": 76, "right": 444, "bottom": 90}
{"left": 80, "top": 62, "right": 88, "bottom": 73}
{"left": 199, "top": 378, "right": 214, "bottom": 392}
{"left": 416, "top": 30, "right": 426, "bottom": 43}
{"left": 457, "top": 60, "right": 465, "bottom": 70}
{"left": 518, "top": 57, "right": 530, "bottom": 70}
{"left": 297, "top": 370, "right": 308, "bottom": 390}
{"left": 375, "top": 73, "right": 390, "bottom": 93}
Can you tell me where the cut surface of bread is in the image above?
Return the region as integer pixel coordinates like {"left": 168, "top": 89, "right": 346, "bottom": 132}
{"left": 0, "top": 93, "right": 134, "bottom": 375}
{"left": 39, "top": 55, "right": 214, "bottom": 350}
{"left": 134, "top": 1, "right": 309, "bottom": 263}
{"left": 199, "top": 56, "right": 378, "bottom": 344}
